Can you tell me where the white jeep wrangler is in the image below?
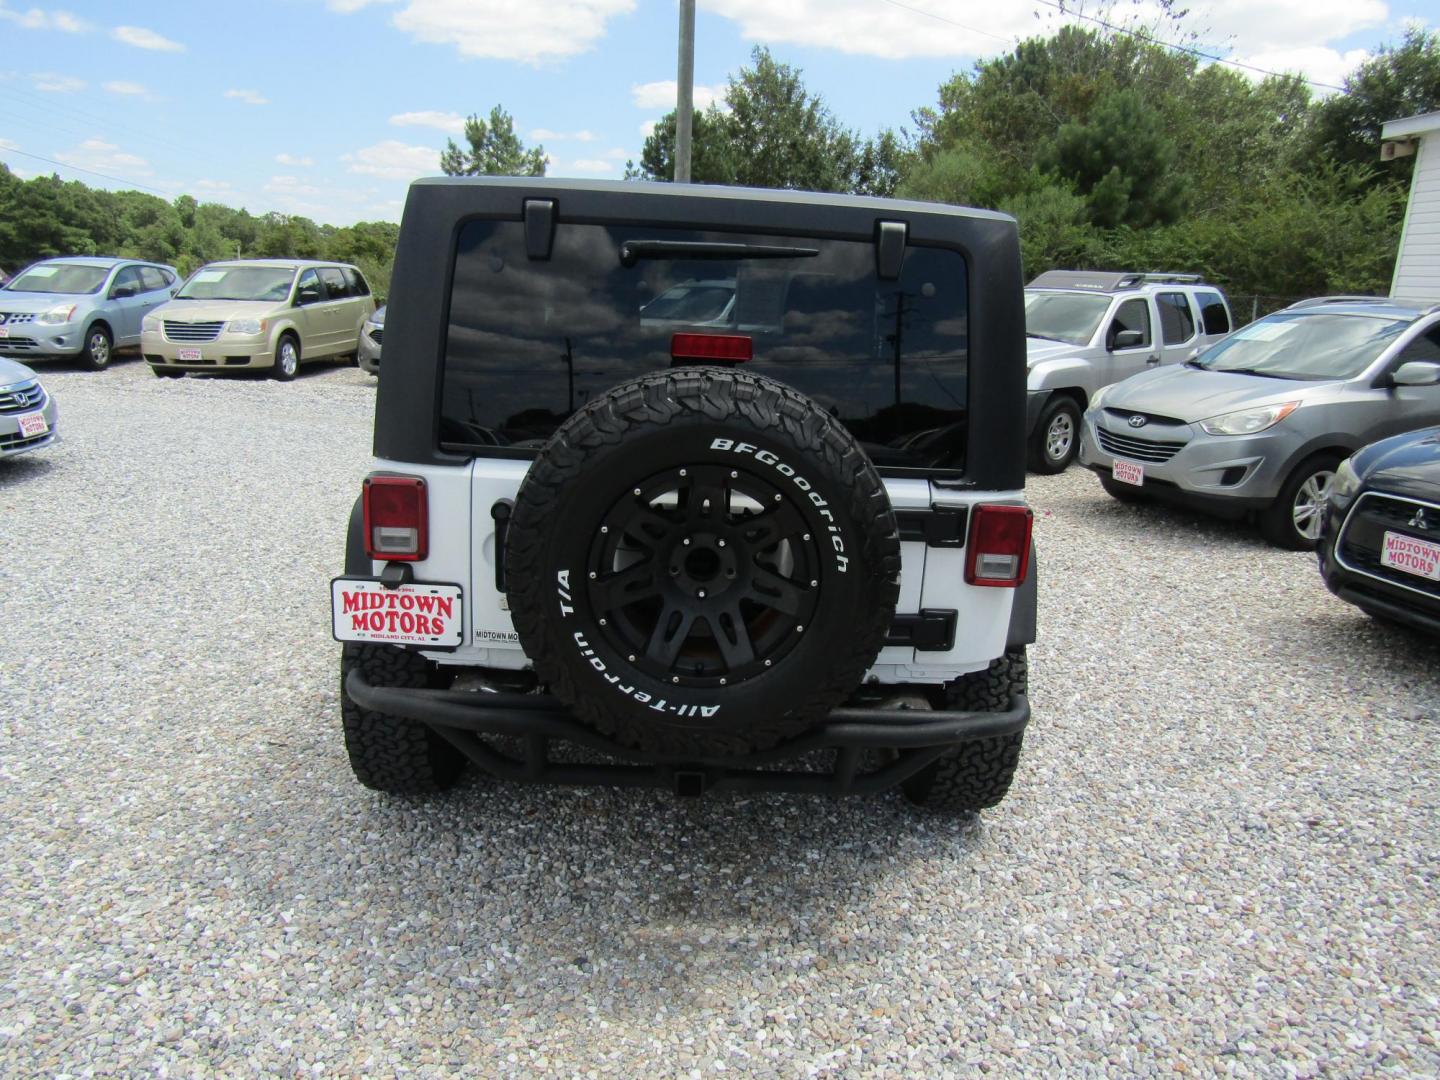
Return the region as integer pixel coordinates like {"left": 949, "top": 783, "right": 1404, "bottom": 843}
{"left": 332, "top": 178, "right": 1035, "bottom": 813}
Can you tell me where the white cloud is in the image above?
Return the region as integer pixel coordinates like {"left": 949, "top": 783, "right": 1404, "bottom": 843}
{"left": 564, "top": 158, "right": 618, "bottom": 174}
{"left": 264, "top": 175, "right": 326, "bottom": 198}
{"left": 31, "top": 71, "right": 85, "bottom": 93}
{"left": 327, "top": 0, "right": 636, "bottom": 64}
{"left": 112, "top": 25, "right": 185, "bottom": 52}
{"left": 529, "top": 128, "right": 598, "bottom": 143}
{"left": 1226, "top": 45, "right": 1371, "bottom": 91}
{"left": 341, "top": 139, "right": 439, "bottom": 180}
{"left": 275, "top": 152, "right": 315, "bottom": 167}
{"left": 225, "top": 88, "right": 269, "bottom": 106}
{"left": 194, "top": 178, "right": 236, "bottom": 191}
{"left": 630, "top": 79, "right": 725, "bottom": 111}
{"left": 0, "top": 6, "right": 91, "bottom": 31}
{"left": 640, "top": 119, "right": 657, "bottom": 138}
{"left": 55, "top": 137, "right": 152, "bottom": 176}
{"left": 1197, "top": 0, "right": 1387, "bottom": 57}
{"left": 601, "top": 147, "right": 628, "bottom": 160}
{"left": 103, "top": 80, "right": 147, "bottom": 95}
{"left": 389, "top": 110, "right": 466, "bottom": 133}
{"left": 0, "top": 137, "right": 19, "bottom": 150}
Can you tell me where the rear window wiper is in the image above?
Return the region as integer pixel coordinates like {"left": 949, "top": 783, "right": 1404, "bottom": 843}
{"left": 619, "top": 240, "right": 819, "bottom": 267}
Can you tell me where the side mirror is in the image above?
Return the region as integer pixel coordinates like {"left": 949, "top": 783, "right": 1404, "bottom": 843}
{"left": 296, "top": 287, "right": 320, "bottom": 305}
{"left": 1112, "top": 329, "right": 1143, "bottom": 350}
{"left": 111, "top": 283, "right": 137, "bottom": 299}
{"left": 1391, "top": 360, "right": 1440, "bottom": 387}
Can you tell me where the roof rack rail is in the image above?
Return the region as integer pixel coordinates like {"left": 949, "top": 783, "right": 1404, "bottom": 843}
{"left": 1284, "top": 295, "right": 1390, "bottom": 309}
{"left": 1139, "top": 272, "right": 1202, "bottom": 284}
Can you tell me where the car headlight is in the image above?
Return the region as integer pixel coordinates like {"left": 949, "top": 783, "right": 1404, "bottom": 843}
{"left": 142, "top": 314, "right": 161, "bottom": 333}
{"left": 226, "top": 318, "right": 267, "bottom": 335}
{"left": 38, "top": 304, "right": 77, "bottom": 325}
{"left": 1087, "top": 383, "right": 1113, "bottom": 412}
{"left": 1198, "top": 401, "right": 1299, "bottom": 436}
{"left": 1329, "top": 456, "right": 1361, "bottom": 502}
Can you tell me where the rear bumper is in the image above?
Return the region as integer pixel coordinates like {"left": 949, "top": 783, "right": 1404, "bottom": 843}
{"left": 344, "top": 668, "right": 1030, "bottom": 795}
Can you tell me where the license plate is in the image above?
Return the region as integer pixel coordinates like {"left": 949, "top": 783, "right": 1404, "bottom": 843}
{"left": 1112, "top": 459, "right": 1144, "bottom": 486}
{"left": 332, "top": 578, "right": 463, "bottom": 647}
{"left": 18, "top": 412, "right": 48, "bottom": 437}
{"left": 1380, "top": 530, "right": 1440, "bottom": 582}
{"left": 177, "top": 347, "right": 202, "bottom": 361}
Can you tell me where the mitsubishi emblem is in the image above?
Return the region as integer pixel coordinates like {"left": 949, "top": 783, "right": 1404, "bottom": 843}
{"left": 1409, "top": 507, "right": 1431, "bottom": 531}
{"left": 1127, "top": 414, "right": 1147, "bottom": 428}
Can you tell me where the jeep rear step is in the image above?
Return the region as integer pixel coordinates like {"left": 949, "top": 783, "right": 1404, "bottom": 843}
{"left": 344, "top": 667, "right": 1028, "bottom": 797}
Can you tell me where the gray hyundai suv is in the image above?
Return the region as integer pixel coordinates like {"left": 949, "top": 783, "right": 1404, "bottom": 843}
{"left": 1079, "top": 296, "right": 1440, "bottom": 548}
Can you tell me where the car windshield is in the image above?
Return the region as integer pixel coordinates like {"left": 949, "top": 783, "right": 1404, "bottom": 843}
{"left": 6, "top": 263, "right": 109, "bottom": 294}
{"left": 640, "top": 282, "right": 735, "bottom": 323}
{"left": 176, "top": 266, "right": 295, "bottom": 302}
{"left": 1024, "top": 291, "right": 1111, "bottom": 346}
{"left": 1191, "top": 312, "right": 1412, "bottom": 380}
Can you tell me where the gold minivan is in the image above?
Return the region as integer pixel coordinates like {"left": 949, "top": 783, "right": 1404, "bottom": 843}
{"left": 142, "top": 260, "right": 376, "bottom": 380}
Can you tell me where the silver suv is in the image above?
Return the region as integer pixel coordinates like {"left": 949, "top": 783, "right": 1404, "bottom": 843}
{"left": 1024, "top": 271, "right": 1233, "bottom": 472}
{"left": 1078, "top": 296, "right": 1440, "bottom": 549}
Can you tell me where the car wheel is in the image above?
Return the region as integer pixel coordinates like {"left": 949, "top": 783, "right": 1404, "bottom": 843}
{"left": 902, "top": 649, "right": 1027, "bottom": 813}
{"left": 1028, "top": 396, "right": 1082, "bottom": 474}
{"left": 79, "top": 324, "right": 113, "bottom": 371}
{"left": 1260, "top": 453, "right": 1342, "bottom": 551}
{"left": 504, "top": 367, "right": 901, "bottom": 757}
{"left": 273, "top": 334, "right": 300, "bottom": 381}
{"left": 1099, "top": 475, "right": 1146, "bottom": 503}
{"left": 340, "top": 643, "right": 467, "bottom": 794}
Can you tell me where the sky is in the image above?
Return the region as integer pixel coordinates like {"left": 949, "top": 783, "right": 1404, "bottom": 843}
{"left": 0, "top": 0, "right": 1434, "bottom": 227}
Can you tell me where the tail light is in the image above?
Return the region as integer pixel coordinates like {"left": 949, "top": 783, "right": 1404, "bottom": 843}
{"left": 363, "top": 475, "right": 428, "bottom": 561}
{"left": 965, "top": 504, "right": 1032, "bottom": 587}
{"left": 671, "top": 333, "right": 753, "bottom": 362}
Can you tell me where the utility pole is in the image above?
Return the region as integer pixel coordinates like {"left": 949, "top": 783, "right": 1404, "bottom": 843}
{"left": 675, "top": 0, "right": 696, "bottom": 183}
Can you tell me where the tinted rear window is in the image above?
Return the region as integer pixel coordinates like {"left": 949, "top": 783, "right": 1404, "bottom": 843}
{"left": 442, "top": 221, "right": 969, "bottom": 475}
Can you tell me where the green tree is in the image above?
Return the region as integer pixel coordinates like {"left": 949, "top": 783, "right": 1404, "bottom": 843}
{"left": 1044, "top": 88, "right": 1189, "bottom": 227}
{"left": 1308, "top": 27, "right": 1440, "bottom": 185}
{"left": 440, "top": 106, "right": 547, "bottom": 177}
{"left": 627, "top": 47, "right": 905, "bottom": 195}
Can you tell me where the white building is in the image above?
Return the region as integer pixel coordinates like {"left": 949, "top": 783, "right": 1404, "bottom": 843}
{"left": 1382, "top": 110, "right": 1440, "bottom": 302}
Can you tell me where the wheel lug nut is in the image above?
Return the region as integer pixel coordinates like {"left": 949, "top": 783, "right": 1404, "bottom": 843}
{"left": 810, "top": 580, "right": 818, "bottom": 587}
{"left": 672, "top": 676, "right": 680, "bottom": 684}
{"left": 730, "top": 470, "right": 738, "bottom": 478}
{"left": 697, "top": 588, "right": 707, "bottom": 598}
{"left": 717, "top": 539, "right": 726, "bottom": 547}
{"left": 589, "top": 571, "right": 597, "bottom": 579}
{"left": 679, "top": 468, "right": 687, "bottom": 477}
{"left": 670, "top": 565, "right": 680, "bottom": 575}
{"left": 633, "top": 487, "right": 642, "bottom": 496}
{"left": 803, "top": 533, "right": 811, "bottom": 541}
{"left": 719, "top": 678, "right": 727, "bottom": 685}
{"left": 683, "top": 537, "right": 691, "bottom": 545}
{"left": 600, "top": 525, "right": 608, "bottom": 534}
{"left": 764, "top": 659, "right": 772, "bottom": 667}
{"left": 774, "top": 494, "right": 782, "bottom": 502}
{"left": 796, "top": 625, "right": 804, "bottom": 633}
{"left": 598, "top": 618, "right": 607, "bottom": 626}
{"left": 628, "top": 654, "right": 637, "bottom": 662}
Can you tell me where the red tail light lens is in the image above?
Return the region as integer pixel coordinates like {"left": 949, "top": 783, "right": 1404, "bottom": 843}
{"left": 965, "top": 504, "right": 1032, "bottom": 587}
{"left": 671, "top": 333, "right": 753, "bottom": 362}
{"left": 363, "top": 475, "right": 428, "bottom": 561}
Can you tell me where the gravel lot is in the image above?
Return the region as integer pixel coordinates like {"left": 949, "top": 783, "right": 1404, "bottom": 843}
{"left": 2, "top": 357, "right": 1438, "bottom": 1077}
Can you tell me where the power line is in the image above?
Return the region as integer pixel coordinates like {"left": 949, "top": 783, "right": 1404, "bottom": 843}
{"left": 0, "top": 144, "right": 178, "bottom": 198}
{"left": 876, "top": 0, "right": 1015, "bottom": 45}
{"left": 1029, "top": 0, "right": 1350, "bottom": 93}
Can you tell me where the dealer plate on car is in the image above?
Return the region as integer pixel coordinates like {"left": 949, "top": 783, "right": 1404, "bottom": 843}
{"left": 18, "top": 412, "right": 48, "bottom": 437}
{"left": 177, "top": 348, "right": 202, "bottom": 361}
{"left": 1380, "top": 531, "right": 1440, "bottom": 582}
{"left": 332, "top": 578, "right": 463, "bottom": 647}
{"left": 1112, "top": 459, "right": 1144, "bottom": 486}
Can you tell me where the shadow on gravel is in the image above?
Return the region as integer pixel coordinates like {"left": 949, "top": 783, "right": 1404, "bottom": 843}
{"left": 234, "top": 764, "right": 992, "bottom": 1022}
{"left": 1078, "top": 491, "right": 1270, "bottom": 549}
{"left": 0, "top": 454, "right": 59, "bottom": 486}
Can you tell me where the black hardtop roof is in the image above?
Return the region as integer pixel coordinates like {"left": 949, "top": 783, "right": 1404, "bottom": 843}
{"left": 1027, "top": 269, "right": 1209, "bottom": 292}
{"left": 408, "top": 175, "right": 1017, "bottom": 228}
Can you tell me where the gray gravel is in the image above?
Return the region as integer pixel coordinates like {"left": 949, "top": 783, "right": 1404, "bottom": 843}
{"left": 1, "top": 358, "right": 1438, "bottom": 1077}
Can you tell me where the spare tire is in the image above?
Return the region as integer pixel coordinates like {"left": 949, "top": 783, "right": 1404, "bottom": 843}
{"left": 506, "top": 368, "right": 900, "bottom": 757}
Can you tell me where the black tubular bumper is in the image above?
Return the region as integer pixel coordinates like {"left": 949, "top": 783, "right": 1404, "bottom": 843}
{"left": 344, "top": 669, "right": 1030, "bottom": 796}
